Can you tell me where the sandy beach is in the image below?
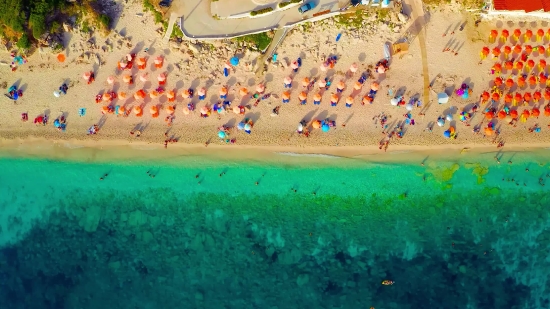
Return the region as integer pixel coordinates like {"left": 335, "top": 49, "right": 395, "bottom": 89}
{"left": 1, "top": 2, "right": 550, "bottom": 155}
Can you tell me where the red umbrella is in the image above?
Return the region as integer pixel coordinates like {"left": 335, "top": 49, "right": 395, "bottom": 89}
{"left": 492, "top": 47, "right": 501, "bottom": 57}
{"left": 516, "top": 61, "right": 524, "bottom": 70}
{"left": 505, "top": 78, "right": 514, "bottom": 88}
{"left": 493, "top": 63, "right": 502, "bottom": 72}
{"left": 522, "top": 109, "right": 530, "bottom": 118}
{"left": 534, "top": 91, "right": 542, "bottom": 101}
{"left": 503, "top": 45, "right": 512, "bottom": 55}
{"left": 490, "top": 29, "right": 498, "bottom": 39}
{"left": 513, "top": 44, "right": 522, "bottom": 54}
{"left": 545, "top": 90, "right": 550, "bottom": 100}
{"left": 514, "top": 92, "right": 523, "bottom": 104}
{"left": 513, "top": 29, "right": 521, "bottom": 39}
{"left": 482, "top": 91, "right": 490, "bottom": 101}
{"left": 538, "top": 45, "right": 546, "bottom": 55}
{"left": 485, "top": 111, "right": 495, "bottom": 120}
{"left": 505, "top": 61, "right": 514, "bottom": 70}
{"left": 540, "top": 59, "right": 547, "bottom": 71}
{"left": 524, "top": 92, "right": 532, "bottom": 102}
{"left": 525, "top": 45, "right": 533, "bottom": 54}
{"left": 529, "top": 75, "right": 537, "bottom": 85}
{"left": 510, "top": 109, "right": 519, "bottom": 118}
{"left": 505, "top": 93, "right": 513, "bottom": 103}
{"left": 501, "top": 30, "right": 510, "bottom": 41}
{"left": 492, "top": 92, "right": 500, "bottom": 101}
{"left": 498, "top": 110, "right": 507, "bottom": 119}
{"left": 545, "top": 106, "right": 550, "bottom": 116}
{"left": 525, "top": 29, "right": 533, "bottom": 41}
{"left": 481, "top": 47, "right": 490, "bottom": 58}
{"left": 518, "top": 76, "right": 526, "bottom": 87}
{"left": 494, "top": 77, "right": 503, "bottom": 86}
{"left": 537, "top": 29, "right": 545, "bottom": 40}
{"left": 527, "top": 59, "right": 535, "bottom": 69}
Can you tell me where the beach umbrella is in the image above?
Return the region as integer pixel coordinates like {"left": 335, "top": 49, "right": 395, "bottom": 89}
{"left": 167, "top": 90, "right": 175, "bottom": 102}
{"left": 481, "top": 47, "right": 490, "bottom": 59}
{"left": 537, "top": 29, "right": 545, "bottom": 41}
{"left": 405, "top": 103, "right": 414, "bottom": 111}
{"left": 505, "top": 78, "right": 514, "bottom": 88}
{"left": 437, "top": 118, "right": 445, "bottom": 127}
{"left": 505, "top": 61, "right": 514, "bottom": 70}
{"left": 232, "top": 106, "right": 240, "bottom": 114}
{"left": 337, "top": 81, "right": 345, "bottom": 91}
{"left": 505, "top": 93, "right": 513, "bottom": 103}
{"left": 503, "top": 45, "right": 512, "bottom": 57}
{"left": 313, "top": 93, "right": 322, "bottom": 103}
{"left": 219, "top": 86, "right": 228, "bottom": 97}
{"left": 256, "top": 84, "right": 265, "bottom": 93}
{"left": 200, "top": 106, "right": 209, "bottom": 115}
{"left": 545, "top": 90, "right": 550, "bottom": 100}
{"left": 494, "top": 77, "right": 503, "bottom": 86}
{"left": 136, "top": 57, "right": 146, "bottom": 66}
{"left": 154, "top": 56, "right": 163, "bottom": 67}
{"left": 485, "top": 111, "right": 495, "bottom": 120}
{"left": 532, "top": 108, "right": 540, "bottom": 117}
{"left": 390, "top": 98, "right": 399, "bottom": 106}
{"left": 101, "top": 105, "right": 110, "bottom": 114}
{"left": 331, "top": 94, "right": 338, "bottom": 102}
{"left": 298, "top": 91, "right": 307, "bottom": 101}
{"left": 377, "top": 65, "right": 386, "bottom": 74}
{"left": 529, "top": 75, "right": 537, "bottom": 85}
{"left": 485, "top": 127, "right": 494, "bottom": 136}
{"left": 498, "top": 110, "right": 507, "bottom": 119}
{"left": 126, "top": 54, "right": 133, "bottom": 61}
{"left": 493, "top": 63, "right": 502, "bottom": 73}
{"left": 133, "top": 106, "right": 142, "bottom": 116}
{"left": 522, "top": 109, "right": 530, "bottom": 118}
{"left": 492, "top": 92, "right": 500, "bottom": 101}
{"left": 102, "top": 93, "right": 112, "bottom": 102}
{"left": 140, "top": 73, "right": 148, "bottom": 82}
{"left": 230, "top": 56, "right": 239, "bottom": 66}
{"left": 539, "top": 45, "right": 546, "bottom": 55}
{"left": 540, "top": 73, "right": 548, "bottom": 85}
{"left": 284, "top": 76, "right": 292, "bottom": 86}
{"left": 492, "top": 47, "right": 501, "bottom": 57}
{"left": 182, "top": 106, "right": 190, "bottom": 115}
{"left": 525, "top": 45, "right": 533, "bottom": 55}
{"left": 540, "top": 59, "right": 547, "bottom": 71}
{"left": 282, "top": 91, "right": 290, "bottom": 100}
{"left": 157, "top": 73, "right": 166, "bottom": 82}
{"left": 527, "top": 59, "right": 535, "bottom": 70}
{"left": 197, "top": 87, "right": 206, "bottom": 96}
{"left": 490, "top": 29, "right": 498, "bottom": 39}
{"left": 244, "top": 123, "right": 251, "bottom": 131}
{"left": 346, "top": 96, "right": 354, "bottom": 104}
{"left": 82, "top": 72, "right": 91, "bottom": 80}
{"left": 438, "top": 92, "right": 449, "bottom": 104}
{"left": 513, "top": 29, "right": 521, "bottom": 41}
{"left": 349, "top": 63, "right": 358, "bottom": 73}
{"left": 218, "top": 131, "right": 226, "bottom": 139}
{"left": 302, "top": 77, "right": 310, "bottom": 87}
{"left": 481, "top": 91, "right": 490, "bottom": 101}
{"left": 320, "top": 63, "right": 328, "bottom": 71}
{"left": 362, "top": 96, "right": 372, "bottom": 105}
{"left": 57, "top": 53, "right": 66, "bottom": 62}
{"left": 534, "top": 91, "right": 542, "bottom": 101}
{"left": 239, "top": 88, "right": 248, "bottom": 96}
{"left": 291, "top": 62, "right": 299, "bottom": 70}
{"left": 150, "top": 105, "right": 159, "bottom": 117}
{"left": 524, "top": 92, "right": 532, "bottom": 102}
{"left": 53, "top": 91, "right": 60, "bottom": 97}
{"left": 237, "top": 122, "right": 245, "bottom": 130}
{"left": 353, "top": 81, "right": 362, "bottom": 90}
{"left": 134, "top": 89, "right": 146, "bottom": 99}
{"left": 123, "top": 75, "right": 132, "bottom": 84}
{"left": 545, "top": 106, "right": 550, "bottom": 116}
{"left": 516, "top": 61, "right": 524, "bottom": 70}
{"left": 107, "top": 76, "right": 115, "bottom": 85}
{"left": 166, "top": 105, "right": 175, "bottom": 114}
{"left": 501, "top": 30, "right": 509, "bottom": 42}
{"left": 317, "top": 79, "right": 326, "bottom": 88}
{"left": 321, "top": 124, "right": 330, "bottom": 132}
{"left": 513, "top": 44, "right": 522, "bottom": 54}
{"left": 514, "top": 92, "right": 522, "bottom": 105}
{"left": 312, "top": 120, "right": 321, "bottom": 129}
{"left": 525, "top": 29, "right": 533, "bottom": 41}
{"left": 371, "top": 82, "right": 379, "bottom": 91}
{"left": 150, "top": 90, "right": 159, "bottom": 99}
{"left": 510, "top": 109, "right": 518, "bottom": 118}
{"left": 118, "top": 106, "right": 125, "bottom": 115}
{"left": 182, "top": 89, "right": 192, "bottom": 98}
{"left": 517, "top": 76, "right": 526, "bottom": 87}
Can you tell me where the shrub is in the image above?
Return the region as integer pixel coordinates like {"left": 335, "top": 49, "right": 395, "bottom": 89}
{"left": 16, "top": 33, "right": 31, "bottom": 49}
{"left": 278, "top": 1, "right": 291, "bottom": 8}
{"left": 98, "top": 14, "right": 110, "bottom": 29}
{"left": 250, "top": 7, "right": 273, "bottom": 16}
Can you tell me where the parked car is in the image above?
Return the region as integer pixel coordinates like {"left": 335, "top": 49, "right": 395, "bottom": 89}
{"left": 298, "top": 2, "right": 315, "bottom": 14}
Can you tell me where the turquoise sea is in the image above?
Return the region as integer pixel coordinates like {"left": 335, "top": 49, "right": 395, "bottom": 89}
{"left": 0, "top": 148, "right": 549, "bottom": 309}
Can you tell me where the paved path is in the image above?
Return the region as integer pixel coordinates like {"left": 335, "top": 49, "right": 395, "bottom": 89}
{"left": 175, "top": 0, "right": 342, "bottom": 38}
{"left": 255, "top": 27, "right": 290, "bottom": 76}
{"left": 162, "top": 13, "right": 179, "bottom": 44}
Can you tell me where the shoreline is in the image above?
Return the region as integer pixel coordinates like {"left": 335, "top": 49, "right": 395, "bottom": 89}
{"left": 1, "top": 136, "right": 549, "bottom": 166}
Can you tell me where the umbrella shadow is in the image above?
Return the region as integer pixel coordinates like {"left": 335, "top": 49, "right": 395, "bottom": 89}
{"left": 190, "top": 78, "right": 200, "bottom": 89}
{"left": 19, "top": 83, "right": 28, "bottom": 93}
{"left": 244, "top": 112, "right": 261, "bottom": 123}
{"left": 11, "top": 79, "right": 22, "bottom": 89}
{"left": 265, "top": 73, "right": 274, "bottom": 83}
{"left": 209, "top": 94, "right": 219, "bottom": 105}
{"left": 358, "top": 52, "right": 366, "bottom": 62}
{"left": 44, "top": 109, "right": 51, "bottom": 118}
{"left": 395, "top": 86, "right": 407, "bottom": 97}
{"left": 247, "top": 78, "right": 256, "bottom": 87}
{"left": 461, "top": 77, "right": 473, "bottom": 89}
{"left": 343, "top": 113, "right": 354, "bottom": 125}
{"left": 316, "top": 110, "right": 329, "bottom": 120}
{"left": 310, "top": 67, "right": 318, "bottom": 76}
{"left": 224, "top": 118, "right": 237, "bottom": 128}
{"left": 443, "top": 106, "right": 456, "bottom": 116}
{"left": 97, "top": 115, "right": 108, "bottom": 129}
{"left": 302, "top": 108, "right": 319, "bottom": 122}
{"left": 328, "top": 113, "right": 338, "bottom": 121}
{"left": 227, "top": 76, "right": 237, "bottom": 87}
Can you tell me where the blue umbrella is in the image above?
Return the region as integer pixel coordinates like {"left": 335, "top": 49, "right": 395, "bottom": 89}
{"left": 54, "top": 119, "right": 61, "bottom": 128}
{"left": 322, "top": 124, "right": 330, "bottom": 132}
{"left": 230, "top": 57, "right": 239, "bottom": 66}
{"left": 218, "top": 131, "right": 226, "bottom": 138}
{"left": 443, "top": 130, "right": 451, "bottom": 138}
{"left": 462, "top": 91, "right": 469, "bottom": 99}
{"left": 237, "top": 122, "right": 245, "bottom": 130}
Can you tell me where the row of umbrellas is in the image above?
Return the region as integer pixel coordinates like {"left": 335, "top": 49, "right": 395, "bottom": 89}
{"left": 492, "top": 60, "right": 547, "bottom": 73}
{"left": 480, "top": 45, "right": 548, "bottom": 59}
{"left": 493, "top": 74, "right": 548, "bottom": 88}
{"left": 482, "top": 90, "right": 550, "bottom": 103}
{"left": 488, "top": 29, "right": 550, "bottom": 43}
{"left": 86, "top": 73, "right": 168, "bottom": 84}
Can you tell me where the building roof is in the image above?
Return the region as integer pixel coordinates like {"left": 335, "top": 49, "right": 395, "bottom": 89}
{"left": 493, "top": 0, "right": 550, "bottom": 12}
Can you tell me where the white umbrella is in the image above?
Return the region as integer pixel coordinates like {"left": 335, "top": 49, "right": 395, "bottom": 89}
{"left": 297, "top": 123, "right": 303, "bottom": 132}
{"left": 446, "top": 114, "right": 453, "bottom": 121}
{"left": 437, "top": 118, "right": 445, "bottom": 126}
{"left": 437, "top": 93, "right": 449, "bottom": 104}
{"left": 53, "top": 91, "right": 60, "bottom": 98}
{"left": 390, "top": 98, "right": 399, "bottom": 106}
{"left": 405, "top": 103, "right": 413, "bottom": 111}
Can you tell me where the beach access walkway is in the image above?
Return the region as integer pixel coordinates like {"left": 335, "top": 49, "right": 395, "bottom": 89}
{"left": 173, "top": 0, "right": 343, "bottom": 39}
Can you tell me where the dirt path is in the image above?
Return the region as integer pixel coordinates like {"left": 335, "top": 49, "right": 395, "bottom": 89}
{"left": 407, "top": 0, "right": 430, "bottom": 107}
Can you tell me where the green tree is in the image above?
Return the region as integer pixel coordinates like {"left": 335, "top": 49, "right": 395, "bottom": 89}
{"left": 16, "top": 33, "right": 30, "bottom": 49}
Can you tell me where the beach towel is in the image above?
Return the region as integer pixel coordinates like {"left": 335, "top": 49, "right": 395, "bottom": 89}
{"left": 223, "top": 67, "right": 228, "bottom": 77}
{"left": 79, "top": 108, "right": 86, "bottom": 116}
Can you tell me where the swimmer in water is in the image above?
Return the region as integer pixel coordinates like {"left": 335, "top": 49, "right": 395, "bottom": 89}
{"left": 195, "top": 174, "right": 199, "bottom": 178}
{"left": 255, "top": 182, "right": 259, "bottom": 185}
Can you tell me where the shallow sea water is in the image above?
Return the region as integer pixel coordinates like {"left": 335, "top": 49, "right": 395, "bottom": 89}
{"left": 0, "top": 149, "right": 549, "bottom": 309}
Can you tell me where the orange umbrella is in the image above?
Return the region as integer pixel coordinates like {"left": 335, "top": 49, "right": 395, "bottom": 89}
{"left": 166, "top": 105, "right": 175, "bottom": 114}
{"left": 485, "top": 111, "right": 495, "bottom": 120}
{"left": 118, "top": 106, "right": 125, "bottom": 115}
{"left": 118, "top": 91, "right": 126, "bottom": 99}
{"left": 150, "top": 105, "right": 159, "bottom": 117}
{"left": 525, "top": 29, "right": 533, "bottom": 41}
{"left": 363, "top": 96, "right": 372, "bottom": 105}
{"left": 133, "top": 106, "right": 143, "bottom": 116}
{"left": 336, "top": 81, "right": 345, "bottom": 90}
{"left": 490, "top": 29, "right": 498, "bottom": 40}
{"left": 513, "top": 44, "right": 522, "bottom": 54}
{"left": 302, "top": 77, "right": 310, "bottom": 87}
{"left": 313, "top": 93, "right": 322, "bottom": 101}
{"left": 182, "top": 106, "right": 190, "bottom": 115}
{"left": 256, "top": 84, "right": 265, "bottom": 93}
{"left": 537, "top": 29, "right": 544, "bottom": 41}
{"left": 136, "top": 58, "right": 145, "bottom": 66}
{"left": 298, "top": 91, "right": 307, "bottom": 101}
{"left": 516, "top": 61, "right": 524, "bottom": 70}
{"left": 57, "top": 53, "right": 66, "bottom": 62}
{"left": 485, "top": 127, "right": 494, "bottom": 136}
{"left": 539, "top": 46, "right": 546, "bottom": 55}
{"left": 505, "top": 61, "right": 514, "bottom": 70}
{"left": 514, "top": 92, "right": 523, "bottom": 104}
{"left": 150, "top": 90, "right": 159, "bottom": 99}
{"left": 522, "top": 109, "right": 530, "bottom": 118}
{"left": 349, "top": 63, "right": 358, "bottom": 73}
{"left": 501, "top": 30, "right": 509, "bottom": 42}
{"left": 525, "top": 45, "right": 533, "bottom": 54}
{"left": 494, "top": 77, "right": 503, "bottom": 86}
{"left": 239, "top": 88, "right": 248, "bottom": 96}
{"left": 167, "top": 90, "right": 175, "bottom": 102}
{"left": 505, "top": 93, "right": 513, "bottom": 103}
{"left": 498, "top": 110, "right": 507, "bottom": 119}
{"left": 371, "top": 82, "right": 379, "bottom": 91}
{"left": 134, "top": 89, "right": 146, "bottom": 99}
{"left": 331, "top": 94, "right": 338, "bottom": 102}
{"left": 545, "top": 106, "right": 550, "bottom": 116}
{"left": 513, "top": 29, "right": 521, "bottom": 39}
{"left": 232, "top": 106, "right": 241, "bottom": 114}
{"left": 492, "top": 47, "right": 501, "bottom": 57}
{"left": 219, "top": 86, "right": 228, "bottom": 96}
{"left": 510, "top": 109, "right": 518, "bottom": 118}
{"left": 101, "top": 105, "right": 110, "bottom": 114}
{"left": 517, "top": 76, "right": 526, "bottom": 87}
{"left": 353, "top": 81, "right": 362, "bottom": 90}
{"left": 503, "top": 45, "right": 512, "bottom": 56}
{"left": 182, "top": 89, "right": 192, "bottom": 98}
{"left": 102, "top": 93, "right": 112, "bottom": 102}
{"left": 534, "top": 91, "right": 542, "bottom": 101}
{"left": 197, "top": 88, "right": 206, "bottom": 96}
{"left": 346, "top": 96, "right": 354, "bottom": 104}
{"left": 493, "top": 63, "right": 502, "bottom": 72}
{"left": 524, "top": 92, "right": 532, "bottom": 102}
{"left": 545, "top": 90, "right": 550, "bottom": 100}
{"left": 282, "top": 91, "right": 290, "bottom": 100}
{"left": 481, "top": 91, "right": 490, "bottom": 101}
{"left": 123, "top": 75, "right": 132, "bottom": 84}
{"left": 505, "top": 78, "right": 514, "bottom": 88}
{"left": 529, "top": 75, "right": 537, "bottom": 85}
{"left": 154, "top": 56, "right": 163, "bottom": 68}
{"left": 312, "top": 120, "right": 321, "bottom": 129}
{"left": 527, "top": 59, "right": 535, "bottom": 69}
{"left": 492, "top": 93, "right": 500, "bottom": 101}
{"left": 481, "top": 46, "right": 490, "bottom": 56}
{"left": 540, "top": 59, "right": 547, "bottom": 71}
